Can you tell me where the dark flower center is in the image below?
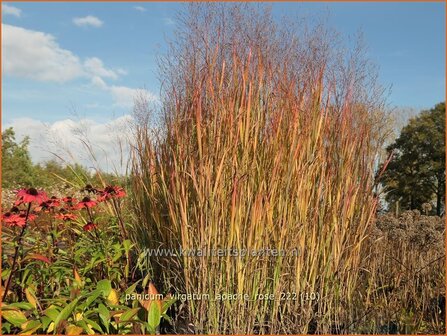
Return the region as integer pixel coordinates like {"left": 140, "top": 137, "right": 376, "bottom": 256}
{"left": 82, "top": 197, "right": 91, "bottom": 203}
{"left": 10, "top": 207, "right": 19, "bottom": 213}
{"left": 104, "top": 186, "right": 115, "bottom": 193}
{"left": 28, "top": 188, "right": 38, "bottom": 196}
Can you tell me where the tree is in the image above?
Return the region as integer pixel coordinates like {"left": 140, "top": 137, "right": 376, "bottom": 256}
{"left": 380, "top": 102, "right": 445, "bottom": 215}
{"left": 1, "top": 127, "right": 36, "bottom": 188}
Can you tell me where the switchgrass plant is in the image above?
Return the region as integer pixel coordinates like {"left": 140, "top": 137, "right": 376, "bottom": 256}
{"left": 131, "top": 4, "right": 391, "bottom": 333}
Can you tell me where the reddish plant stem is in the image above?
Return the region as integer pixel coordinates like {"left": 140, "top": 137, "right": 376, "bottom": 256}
{"left": 2, "top": 202, "right": 32, "bottom": 302}
{"left": 111, "top": 198, "right": 128, "bottom": 242}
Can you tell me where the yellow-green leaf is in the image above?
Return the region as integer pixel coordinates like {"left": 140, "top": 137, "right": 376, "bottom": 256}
{"left": 25, "top": 287, "right": 39, "bottom": 309}
{"left": 65, "top": 324, "right": 83, "bottom": 335}
{"left": 2, "top": 309, "right": 27, "bottom": 327}
{"left": 119, "top": 307, "right": 140, "bottom": 322}
{"left": 106, "top": 288, "right": 119, "bottom": 305}
{"left": 47, "top": 322, "right": 55, "bottom": 333}
{"left": 20, "top": 320, "right": 41, "bottom": 334}
{"left": 147, "top": 301, "right": 162, "bottom": 330}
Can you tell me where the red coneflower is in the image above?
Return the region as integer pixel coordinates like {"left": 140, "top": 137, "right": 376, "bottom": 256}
{"left": 45, "top": 196, "right": 61, "bottom": 208}
{"left": 97, "top": 186, "right": 126, "bottom": 202}
{"left": 62, "top": 196, "right": 79, "bottom": 210}
{"left": 83, "top": 222, "right": 97, "bottom": 231}
{"left": 34, "top": 201, "right": 49, "bottom": 213}
{"left": 15, "top": 188, "right": 48, "bottom": 205}
{"left": 73, "top": 196, "right": 97, "bottom": 209}
{"left": 2, "top": 212, "right": 25, "bottom": 227}
{"left": 2, "top": 211, "right": 36, "bottom": 227}
{"left": 62, "top": 196, "right": 77, "bottom": 203}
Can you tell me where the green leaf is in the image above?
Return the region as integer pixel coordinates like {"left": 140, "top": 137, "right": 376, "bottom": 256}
{"left": 7, "top": 302, "right": 34, "bottom": 311}
{"left": 2, "top": 310, "right": 27, "bottom": 327}
{"left": 54, "top": 298, "right": 80, "bottom": 329}
{"left": 124, "top": 280, "right": 141, "bottom": 296}
{"left": 83, "top": 317, "right": 103, "bottom": 333}
{"left": 123, "top": 239, "right": 133, "bottom": 253}
{"left": 141, "top": 274, "right": 151, "bottom": 288}
{"left": 44, "top": 307, "right": 60, "bottom": 321}
{"left": 97, "top": 304, "right": 110, "bottom": 333}
{"left": 119, "top": 307, "right": 141, "bottom": 323}
{"left": 112, "top": 250, "right": 123, "bottom": 263}
{"left": 77, "top": 320, "right": 95, "bottom": 335}
{"left": 97, "top": 279, "right": 112, "bottom": 296}
{"left": 147, "top": 301, "right": 161, "bottom": 330}
{"left": 19, "top": 320, "right": 41, "bottom": 334}
{"left": 2, "top": 321, "right": 11, "bottom": 334}
{"left": 40, "top": 316, "right": 52, "bottom": 331}
{"left": 162, "top": 296, "right": 177, "bottom": 314}
{"left": 79, "top": 289, "right": 102, "bottom": 310}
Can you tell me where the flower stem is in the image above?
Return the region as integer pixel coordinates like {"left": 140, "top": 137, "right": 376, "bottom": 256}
{"left": 2, "top": 202, "right": 32, "bottom": 302}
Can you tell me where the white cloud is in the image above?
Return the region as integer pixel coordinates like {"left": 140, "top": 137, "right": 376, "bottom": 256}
{"left": 3, "top": 23, "right": 157, "bottom": 109}
{"left": 73, "top": 15, "right": 103, "bottom": 28}
{"left": 84, "top": 57, "right": 120, "bottom": 80}
{"left": 90, "top": 75, "right": 158, "bottom": 107}
{"left": 90, "top": 76, "right": 108, "bottom": 89}
{"left": 3, "top": 24, "right": 127, "bottom": 84}
{"left": 134, "top": 6, "right": 146, "bottom": 12}
{"left": 2, "top": 24, "right": 84, "bottom": 82}
{"left": 109, "top": 86, "right": 158, "bottom": 107}
{"left": 4, "top": 115, "right": 134, "bottom": 173}
{"left": 2, "top": 4, "right": 22, "bottom": 17}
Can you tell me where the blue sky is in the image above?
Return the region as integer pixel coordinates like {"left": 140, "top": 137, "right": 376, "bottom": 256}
{"left": 1, "top": 2, "right": 445, "bottom": 168}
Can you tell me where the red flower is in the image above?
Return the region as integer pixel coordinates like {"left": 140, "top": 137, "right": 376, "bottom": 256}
{"left": 2, "top": 211, "right": 36, "bottom": 227}
{"left": 34, "top": 202, "right": 49, "bottom": 213}
{"left": 15, "top": 188, "right": 48, "bottom": 205}
{"left": 97, "top": 186, "right": 126, "bottom": 202}
{"left": 62, "top": 196, "right": 77, "bottom": 204}
{"left": 46, "top": 196, "right": 61, "bottom": 208}
{"left": 2, "top": 212, "right": 25, "bottom": 227}
{"left": 83, "top": 222, "right": 97, "bottom": 231}
{"left": 73, "top": 196, "right": 97, "bottom": 209}
{"left": 62, "top": 196, "right": 79, "bottom": 210}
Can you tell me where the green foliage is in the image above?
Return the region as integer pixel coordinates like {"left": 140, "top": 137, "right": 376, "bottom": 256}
{"left": 380, "top": 102, "right": 445, "bottom": 215}
{"left": 2, "top": 127, "right": 35, "bottom": 188}
{"left": 2, "top": 278, "right": 176, "bottom": 335}
{"left": 1, "top": 186, "right": 175, "bottom": 335}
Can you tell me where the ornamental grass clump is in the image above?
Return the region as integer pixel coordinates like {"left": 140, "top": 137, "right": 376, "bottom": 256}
{"left": 131, "top": 4, "right": 389, "bottom": 333}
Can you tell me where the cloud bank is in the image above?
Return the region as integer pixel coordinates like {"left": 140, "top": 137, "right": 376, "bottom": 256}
{"left": 73, "top": 15, "right": 103, "bottom": 28}
{"left": 4, "top": 115, "right": 135, "bottom": 174}
{"left": 2, "top": 23, "right": 158, "bottom": 106}
{"left": 2, "top": 4, "right": 22, "bottom": 17}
